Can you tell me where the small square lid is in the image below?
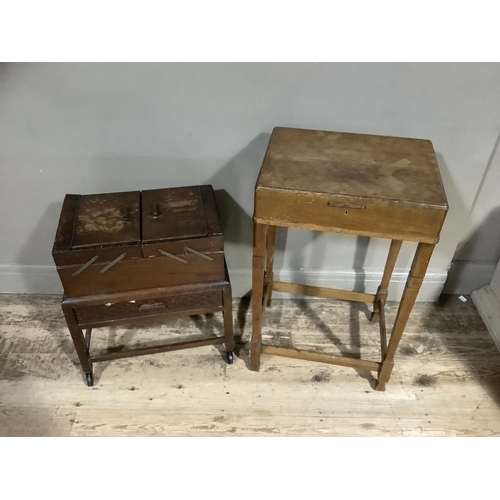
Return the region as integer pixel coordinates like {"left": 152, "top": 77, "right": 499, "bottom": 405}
{"left": 141, "top": 185, "right": 208, "bottom": 244}
{"left": 71, "top": 191, "right": 141, "bottom": 249}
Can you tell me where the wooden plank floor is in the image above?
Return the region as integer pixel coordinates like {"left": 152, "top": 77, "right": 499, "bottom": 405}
{"left": 1, "top": 294, "right": 500, "bottom": 436}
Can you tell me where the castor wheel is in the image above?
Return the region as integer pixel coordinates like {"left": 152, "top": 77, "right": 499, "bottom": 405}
{"left": 226, "top": 351, "right": 234, "bottom": 364}
{"left": 85, "top": 372, "right": 94, "bottom": 387}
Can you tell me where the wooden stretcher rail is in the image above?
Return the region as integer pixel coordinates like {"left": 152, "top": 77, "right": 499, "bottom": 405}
{"left": 272, "top": 281, "right": 376, "bottom": 304}
{"left": 90, "top": 336, "right": 225, "bottom": 363}
{"left": 261, "top": 346, "right": 381, "bottom": 372}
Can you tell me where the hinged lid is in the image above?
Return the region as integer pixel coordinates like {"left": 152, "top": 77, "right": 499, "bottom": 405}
{"left": 57, "top": 191, "right": 142, "bottom": 251}
{"left": 257, "top": 127, "right": 448, "bottom": 209}
{"left": 53, "top": 185, "right": 222, "bottom": 256}
{"left": 141, "top": 186, "right": 208, "bottom": 243}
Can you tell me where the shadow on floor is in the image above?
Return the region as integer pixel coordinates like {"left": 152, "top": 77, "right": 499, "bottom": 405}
{"left": 422, "top": 294, "right": 500, "bottom": 407}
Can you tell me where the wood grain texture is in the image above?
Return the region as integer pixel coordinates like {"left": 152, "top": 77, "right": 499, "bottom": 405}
{"left": 254, "top": 127, "right": 448, "bottom": 243}
{"left": 372, "top": 240, "right": 403, "bottom": 321}
{"left": 250, "top": 223, "right": 267, "bottom": 370}
{"left": 273, "top": 281, "right": 375, "bottom": 304}
{"left": 52, "top": 185, "right": 225, "bottom": 298}
{"left": 57, "top": 251, "right": 225, "bottom": 297}
{"left": 257, "top": 127, "right": 448, "bottom": 208}
{"left": 141, "top": 186, "right": 207, "bottom": 243}
{"left": 1, "top": 295, "right": 500, "bottom": 437}
{"left": 73, "top": 291, "right": 223, "bottom": 326}
{"left": 72, "top": 191, "right": 142, "bottom": 249}
{"left": 261, "top": 346, "right": 380, "bottom": 371}
{"left": 52, "top": 194, "right": 79, "bottom": 253}
{"left": 252, "top": 128, "right": 448, "bottom": 389}
{"left": 254, "top": 188, "right": 446, "bottom": 243}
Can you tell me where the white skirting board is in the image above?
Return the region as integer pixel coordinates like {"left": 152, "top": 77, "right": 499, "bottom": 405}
{"left": 472, "top": 262, "right": 500, "bottom": 351}
{"left": 0, "top": 263, "right": 448, "bottom": 301}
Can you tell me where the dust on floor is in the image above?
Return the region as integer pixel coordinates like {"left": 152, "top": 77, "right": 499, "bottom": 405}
{"left": 1, "top": 294, "right": 499, "bottom": 436}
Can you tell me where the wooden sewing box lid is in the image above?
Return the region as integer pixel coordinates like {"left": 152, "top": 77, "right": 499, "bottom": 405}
{"left": 52, "top": 185, "right": 222, "bottom": 264}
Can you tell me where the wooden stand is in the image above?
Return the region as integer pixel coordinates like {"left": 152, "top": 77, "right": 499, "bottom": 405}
{"left": 250, "top": 127, "right": 448, "bottom": 390}
{"left": 62, "top": 265, "right": 233, "bottom": 386}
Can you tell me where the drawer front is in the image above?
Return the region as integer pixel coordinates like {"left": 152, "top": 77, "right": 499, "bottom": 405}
{"left": 74, "top": 290, "right": 223, "bottom": 325}
{"left": 58, "top": 251, "right": 225, "bottom": 297}
{"left": 255, "top": 188, "right": 447, "bottom": 243}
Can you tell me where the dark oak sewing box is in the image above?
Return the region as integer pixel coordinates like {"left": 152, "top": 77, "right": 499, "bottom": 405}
{"left": 52, "top": 185, "right": 234, "bottom": 386}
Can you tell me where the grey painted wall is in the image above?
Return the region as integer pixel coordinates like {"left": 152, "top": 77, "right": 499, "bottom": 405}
{"left": 1, "top": 63, "right": 499, "bottom": 297}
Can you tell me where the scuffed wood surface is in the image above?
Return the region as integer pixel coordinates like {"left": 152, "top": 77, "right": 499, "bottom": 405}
{"left": 1, "top": 295, "right": 500, "bottom": 436}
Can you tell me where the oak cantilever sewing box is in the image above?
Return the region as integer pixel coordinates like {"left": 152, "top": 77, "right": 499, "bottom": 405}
{"left": 52, "top": 185, "right": 234, "bottom": 386}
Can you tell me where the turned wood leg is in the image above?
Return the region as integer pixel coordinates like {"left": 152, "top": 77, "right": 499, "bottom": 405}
{"left": 61, "top": 301, "right": 93, "bottom": 374}
{"left": 250, "top": 222, "right": 267, "bottom": 371}
{"left": 376, "top": 243, "right": 435, "bottom": 391}
{"left": 222, "top": 284, "right": 234, "bottom": 352}
{"left": 371, "top": 240, "right": 403, "bottom": 322}
{"left": 263, "top": 225, "right": 277, "bottom": 307}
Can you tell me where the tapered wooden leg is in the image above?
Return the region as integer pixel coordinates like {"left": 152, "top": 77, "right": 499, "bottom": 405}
{"left": 222, "top": 284, "right": 234, "bottom": 352}
{"left": 376, "top": 243, "right": 435, "bottom": 390}
{"left": 264, "top": 225, "right": 277, "bottom": 307}
{"left": 250, "top": 222, "right": 267, "bottom": 371}
{"left": 371, "top": 240, "right": 403, "bottom": 322}
{"left": 61, "top": 301, "right": 93, "bottom": 374}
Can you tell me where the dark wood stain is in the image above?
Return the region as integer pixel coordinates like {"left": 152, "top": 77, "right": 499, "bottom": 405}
{"left": 414, "top": 374, "right": 437, "bottom": 387}
{"left": 400, "top": 346, "right": 418, "bottom": 356}
{"left": 311, "top": 370, "right": 331, "bottom": 383}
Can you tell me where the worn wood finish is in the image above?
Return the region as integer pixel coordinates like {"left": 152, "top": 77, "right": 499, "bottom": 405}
{"left": 61, "top": 302, "right": 92, "bottom": 374}
{"left": 255, "top": 127, "right": 448, "bottom": 243}
{"left": 264, "top": 225, "right": 277, "bottom": 306}
{"left": 198, "top": 185, "right": 223, "bottom": 237}
{"left": 57, "top": 251, "right": 225, "bottom": 297}
{"left": 379, "top": 299, "right": 387, "bottom": 358}
{"left": 62, "top": 272, "right": 233, "bottom": 380}
{"left": 53, "top": 244, "right": 143, "bottom": 268}
{"left": 262, "top": 282, "right": 273, "bottom": 315}
{"left": 372, "top": 239, "right": 403, "bottom": 321}
{"left": 141, "top": 237, "right": 224, "bottom": 258}
{"left": 273, "top": 281, "right": 376, "bottom": 304}
{"left": 53, "top": 185, "right": 234, "bottom": 383}
{"left": 72, "top": 191, "right": 141, "bottom": 249}
{"left": 74, "top": 291, "right": 223, "bottom": 326}
{"left": 261, "top": 346, "right": 381, "bottom": 372}
{"left": 91, "top": 336, "right": 225, "bottom": 363}
{"left": 141, "top": 186, "right": 207, "bottom": 243}
{"left": 53, "top": 185, "right": 224, "bottom": 299}
{"left": 255, "top": 189, "right": 445, "bottom": 243}
{"left": 250, "top": 223, "right": 267, "bottom": 371}
{"left": 257, "top": 127, "right": 448, "bottom": 208}
{"left": 63, "top": 280, "right": 229, "bottom": 308}
{"left": 252, "top": 127, "right": 448, "bottom": 389}
{"left": 78, "top": 307, "right": 224, "bottom": 330}
{"left": 222, "top": 284, "right": 234, "bottom": 352}
{"left": 376, "top": 243, "right": 435, "bottom": 391}
{"left": 52, "top": 194, "right": 79, "bottom": 254}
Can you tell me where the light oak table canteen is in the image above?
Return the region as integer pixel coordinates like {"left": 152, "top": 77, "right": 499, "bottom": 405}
{"left": 250, "top": 127, "right": 448, "bottom": 390}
